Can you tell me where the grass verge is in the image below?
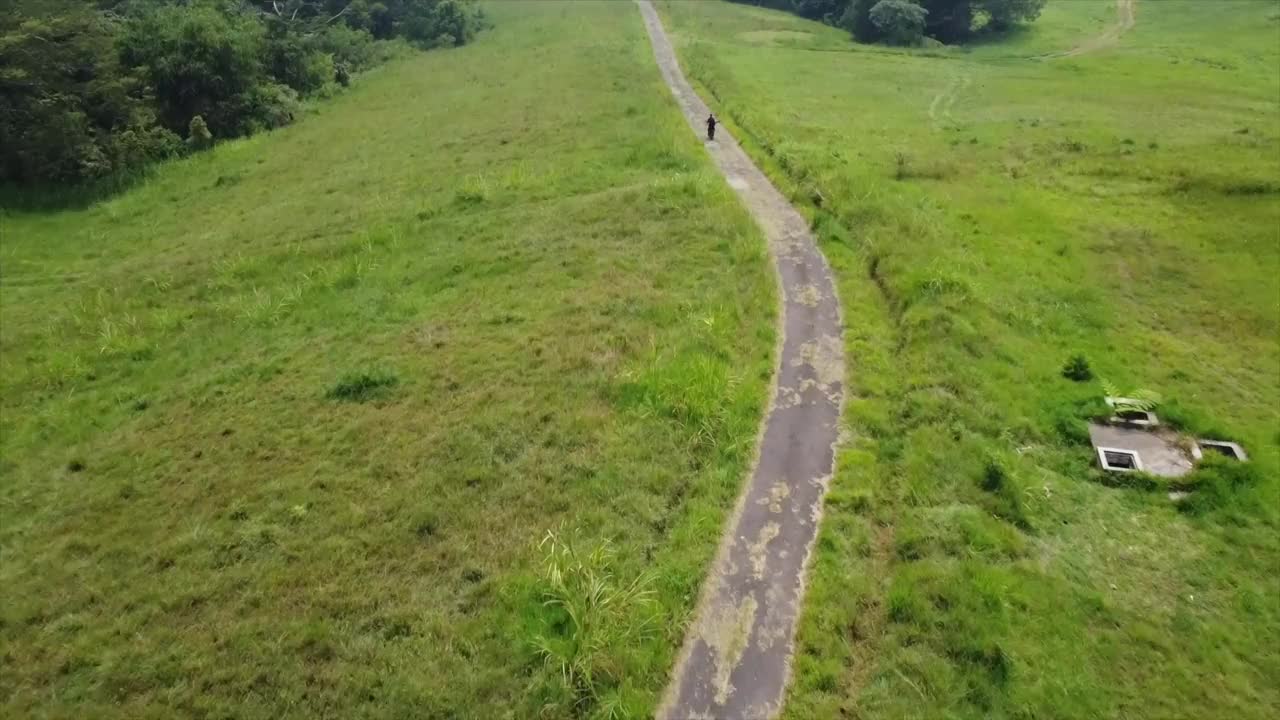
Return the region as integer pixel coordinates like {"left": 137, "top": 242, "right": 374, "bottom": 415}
{"left": 0, "top": 2, "right": 776, "bottom": 717}
{"left": 657, "top": 1, "right": 1280, "bottom": 717}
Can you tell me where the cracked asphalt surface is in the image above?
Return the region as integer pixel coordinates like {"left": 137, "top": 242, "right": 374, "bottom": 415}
{"left": 635, "top": 3, "right": 846, "bottom": 718}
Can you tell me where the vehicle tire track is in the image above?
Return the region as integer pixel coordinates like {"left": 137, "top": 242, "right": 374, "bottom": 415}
{"left": 1039, "top": 0, "right": 1137, "bottom": 59}
{"left": 635, "top": 2, "right": 845, "bottom": 719}
{"left": 928, "top": 71, "right": 971, "bottom": 130}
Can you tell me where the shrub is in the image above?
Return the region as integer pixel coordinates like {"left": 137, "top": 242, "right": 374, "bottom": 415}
{"left": 187, "top": 116, "right": 214, "bottom": 151}
{"left": 844, "top": 0, "right": 885, "bottom": 42}
{"left": 265, "top": 28, "right": 335, "bottom": 96}
{"left": 870, "top": 0, "right": 929, "bottom": 46}
{"left": 977, "top": 458, "right": 1030, "bottom": 529}
{"left": 5, "top": 1, "right": 488, "bottom": 188}
{"left": 242, "top": 83, "right": 301, "bottom": 133}
{"left": 979, "top": 0, "right": 1048, "bottom": 33}
{"left": 119, "top": 5, "right": 269, "bottom": 138}
{"left": 0, "top": 1, "right": 167, "bottom": 183}
{"left": 1061, "top": 354, "right": 1093, "bottom": 382}
{"left": 315, "top": 24, "right": 378, "bottom": 72}
{"left": 401, "top": 0, "right": 480, "bottom": 48}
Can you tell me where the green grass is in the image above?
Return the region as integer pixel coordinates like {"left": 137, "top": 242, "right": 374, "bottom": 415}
{"left": 657, "top": 0, "right": 1280, "bottom": 718}
{"left": 0, "top": 2, "right": 778, "bottom": 717}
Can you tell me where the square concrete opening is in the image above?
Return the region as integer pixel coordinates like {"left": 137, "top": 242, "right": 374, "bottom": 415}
{"left": 1097, "top": 446, "right": 1142, "bottom": 472}
{"left": 1197, "top": 440, "right": 1247, "bottom": 461}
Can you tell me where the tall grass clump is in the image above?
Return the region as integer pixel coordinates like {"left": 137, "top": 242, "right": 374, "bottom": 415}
{"left": 530, "top": 529, "right": 657, "bottom": 719}
{"left": 326, "top": 368, "right": 398, "bottom": 402}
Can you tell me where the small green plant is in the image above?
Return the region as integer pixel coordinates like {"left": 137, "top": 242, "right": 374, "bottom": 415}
{"left": 977, "top": 458, "right": 1030, "bottom": 529}
{"left": 1061, "top": 354, "right": 1092, "bottom": 381}
{"left": 455, "top": 173, "right": 491, "bottom": 205}
{"left": 326, "top": 369, "right": 398, "bottom": 402}
{"left": 894, "top": 150, "right": 911, "bottom": 180}
{"left": 1101, "top": 379, "right": 1161, "bottom": 417}
{"left": 186, "top": 115, "right": 213, "bottom": 151}
{"left": 531, "top": 528, "right": 656, "bottom": 717}
{"left": 981, "top": 458, "right": 1007, "bottom": 493}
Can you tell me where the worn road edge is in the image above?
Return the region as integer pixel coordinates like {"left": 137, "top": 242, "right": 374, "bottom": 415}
{"left": 636, "top": 2, "right": 846, "bottom": 718}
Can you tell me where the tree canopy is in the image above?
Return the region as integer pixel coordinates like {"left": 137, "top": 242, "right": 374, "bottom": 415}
{"left": 733, "top": 0, "right": 1048, "bottom": 45}
{"left": 1, "top": 0, "right": 486, "bottom": 186}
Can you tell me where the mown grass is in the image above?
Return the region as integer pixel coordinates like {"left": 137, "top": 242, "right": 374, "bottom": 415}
{"left": 658, "top": 0, "right": 1280, "bottom": 717}
{"left": 0, "top": 2, "right": 777, "bottom": 717}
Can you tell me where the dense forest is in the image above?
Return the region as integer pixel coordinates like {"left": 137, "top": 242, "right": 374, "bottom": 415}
{"left": 0, "top": 1, "right": 486, "bottom": 186}
{"left": 732, "top": 0, "right": 1047, "bottom": 45}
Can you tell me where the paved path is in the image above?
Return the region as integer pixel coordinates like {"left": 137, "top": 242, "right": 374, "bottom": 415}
{"left": 635, "top": 3, "right": 845, "bottom": 718}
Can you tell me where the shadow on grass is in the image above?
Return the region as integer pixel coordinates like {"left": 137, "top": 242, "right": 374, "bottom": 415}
{"left": 0, "top": 170, "right": 152, "bottom": 214}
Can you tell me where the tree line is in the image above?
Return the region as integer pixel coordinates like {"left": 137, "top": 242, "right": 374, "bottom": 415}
{"left": 732, "top": 0, "right": 1047, "bottom": 45}
{"left": 1, "top": 1, "right": 486, "bottom": 186}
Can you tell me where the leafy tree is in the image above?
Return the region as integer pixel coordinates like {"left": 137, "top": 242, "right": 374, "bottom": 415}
{"left": 918, "top": 0, "right": 973, "bottom": 44}
{"left": 2, "top": 0, "right": 487, "bottom": 187}
{"left": 314, "top": 23, "right": 379, "bottom": 72}
{"left": 870, "top": 0, "right": 928, "bottom": 45}
{"left": 263, "top": 16, "right": 336, "bottom": 95}
{"left": 792, "top": 0, "right": 849, "bottom": 22}
{"left": 978, "top": 0, "right": 1047, "bottom": 32}
{"left": 844, "top": 0, "right": 885, "bottom": 42}
{"left": 842, "top": 0, "right": 1048, "bottom": 44}
{"left": 0, "top": 1, "right": 179, "bottom": 183}
{"left": 118, "top": 4, "right": 275, "bottom": 137}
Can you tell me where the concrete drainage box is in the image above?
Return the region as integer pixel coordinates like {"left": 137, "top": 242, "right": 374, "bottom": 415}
{"left": 1097, "top": 446, "right": 1142, "bottom": 472}
{"left": 1088, "top": 422, "right": 1194, "bottom": 478}
{"left": 1196, "top": 440, "right": 1248, "bottom": 461}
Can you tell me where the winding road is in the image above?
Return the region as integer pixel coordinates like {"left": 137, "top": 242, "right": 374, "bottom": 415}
{"left": 635, "top": 2, "right": 846, "bottom": 718}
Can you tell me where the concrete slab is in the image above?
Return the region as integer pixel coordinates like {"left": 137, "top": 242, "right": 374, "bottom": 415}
{"left": 1088, "top": 423, "right": 1195, "bottom": 477}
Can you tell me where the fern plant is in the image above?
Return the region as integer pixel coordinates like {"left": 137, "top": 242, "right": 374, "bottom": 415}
{"left": 1102, "top": 379, "right": 1162, "bottom": 416}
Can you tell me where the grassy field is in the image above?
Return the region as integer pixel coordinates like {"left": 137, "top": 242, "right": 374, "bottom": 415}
{"left": 0, "top": 2, "right": 778, "bottom": 717}
{"left": 657, "top": 0, "right": 1280, "bottom": 718}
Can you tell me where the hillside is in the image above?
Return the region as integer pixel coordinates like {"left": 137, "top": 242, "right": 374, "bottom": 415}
{"left": 3, "top": 1, "right": 1278, "bottom": 718}
{"left": 0, "top": 2, "right": 776, "bottom": 717}
{"left": 656, "top": 0, "right": 1280, "bottom": 717}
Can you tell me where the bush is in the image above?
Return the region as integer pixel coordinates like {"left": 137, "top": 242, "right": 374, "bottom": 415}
{"left": 186, "top": 116, "right": 214, "bottom": 151}
{"left": 315, "top": 24, "right": 379, "bottom": 72}
{"left": 1061, "top": 354, "right": 1093, "bottom": 382}
{"left": 844, "top": 0, "right": 885, "bottom": 42}
{"left": 4, "top": 1, "right": 483, "bottom": 187}
{"left": 264, "top": 22, "right": 335, "bottom": 96}
{"left": 0, "top": 1, "right": 169, "bottom": 183}
{"left": 401, "top": 0, "right": 480, "bottom": 48}
{"left": 977, "top": 458, "right": 1030, "bottom": 529}
{"left": 241, "top": 82, "right": 301, "bottom": 134}
{"left": 119, "top": 5, "right": 269, "bottom": 138}
{"left": 979, "top": 0, "right": 1048, "bottom": 33}
{"left": 870, "top": 0, "right": 929, "bottom": 46}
